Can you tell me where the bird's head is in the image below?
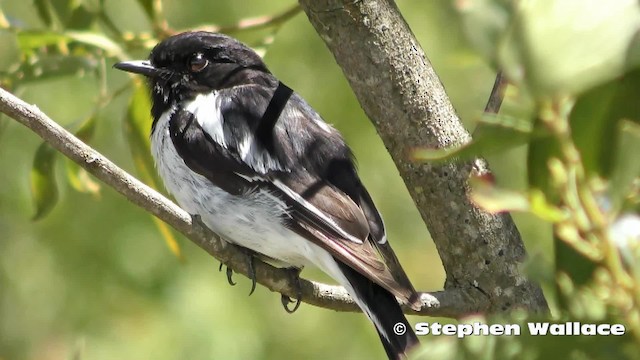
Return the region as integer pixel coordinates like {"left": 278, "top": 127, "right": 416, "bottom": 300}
{"left": 115, "top": 31, "right": 273, "bottom": 119}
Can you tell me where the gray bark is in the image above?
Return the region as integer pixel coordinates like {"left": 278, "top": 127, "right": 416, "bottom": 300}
{"left": 299, "top": 0, "right": 548, "bottom": 313}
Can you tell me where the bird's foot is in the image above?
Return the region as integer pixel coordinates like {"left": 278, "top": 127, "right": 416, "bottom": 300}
{"left": 218, "top": 246, "right": 258, "bottom": 295}
{"left": 280, "top": 267, "right": 302, "bottom": 314}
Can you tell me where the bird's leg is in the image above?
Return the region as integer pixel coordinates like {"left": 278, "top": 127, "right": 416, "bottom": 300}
{"left": 281, "top": 267, "right": 303, "bottom": 313}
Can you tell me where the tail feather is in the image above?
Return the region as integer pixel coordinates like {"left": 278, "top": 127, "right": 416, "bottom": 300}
{"left": 336, "top": 262, "right": 419, "bottom": 360}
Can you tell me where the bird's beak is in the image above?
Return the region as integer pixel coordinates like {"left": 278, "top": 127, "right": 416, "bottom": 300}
{"left": 114, "top": 60, "right": 161, "bottom": 77}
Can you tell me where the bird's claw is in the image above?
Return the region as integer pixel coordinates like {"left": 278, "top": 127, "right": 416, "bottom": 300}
{"left": 218, "top": 247, "right": 257, "bottom": 294}
{"left": 281, "top": 294, "right": 302, "bottom": 314}
{"left": 247, "top": 254, "right": 257, "bottom": 296}
{"left": 226, "top": 266, "right": 236, "bottom": 286}
{"left": 280, "top": 267, "right": 302, "bottom": 313}
{"left": 218, "top": 260, "right": 236, "bottom": 286}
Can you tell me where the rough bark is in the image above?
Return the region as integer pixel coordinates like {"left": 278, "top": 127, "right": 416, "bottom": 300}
{"left": 298, "top": 0, "right": 548, "bottom": 313}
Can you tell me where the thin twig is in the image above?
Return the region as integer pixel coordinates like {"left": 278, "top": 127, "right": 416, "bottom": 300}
{"left": 182, "top": 4, "right": 302, "bottom": 35}
{"left": 0, "top": 86, "right": 481, "bottom": 318}
{"left": 484, "top": 71, "right": 508, "bottom": 115}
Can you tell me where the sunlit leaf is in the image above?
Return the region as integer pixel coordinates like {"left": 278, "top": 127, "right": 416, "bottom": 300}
{"left": 470, "top": 175, "right": 566, "bottom": 222}
{"left": 65, "top": 160, "right": 101, "bottom": 196}
{"left": 528, "top": 189, "right": 566, "bottom": 222}
{"left": 469, "top": 175, "right": 530, "bottom": 213}
{"left": 30, "top": 142, "right": 59, "bottom": 220}
{"left": 125, "top": 81, "right": 183, "bottom": 259}
{"left": 499, "top": 0, "right": 640, "bottom": 97}
{"left": 412, "top": 114, "right": 533, "bottom": 162}
{"left": 16, "top": 29, "right": 125, "bottom": 59}
{"left": 16, "top": 31, "right": 69, "bottom": 52}
{"left": 66, "top": 31, "right": 125, "bottom": 58}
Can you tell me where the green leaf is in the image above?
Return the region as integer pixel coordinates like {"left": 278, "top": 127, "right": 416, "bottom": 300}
{"left": 65, "top": 31, "right": 125, "bottom": 58}
{"left": 74, "top": 114, "right": 98, "bottom": 142}
{"left": 11, "top": 55, "right": 99, "bottom": 83}
{"left": 527, "top": 119, "right": 562, "bottom": 201}
{"left": 30, "top": 142, "right": 59, "bottom": 220}
{"left": 65, "top": 160, "right": 101, "bottom": 195}
{"left": 469, "top": 175, "right": 531, "bottom": 213}
{"left": 570, "top": 68, "right": 640, "bottom": 177}
{"left": 125, "top": 81, "right": 183, "bottom": 259}
{"left": 16, "top": 31, "right": 69, "bottom": 53}
{"left": 66, "top": 5, "right": 96, "bottom": 30}
{"left": 135, "top": 0, "right": 155, "bottom": 21}
{"left": 412, "top": 114, "right": 533, "bottom": 162}
{"left": 499, "top": 0, "right": 640, "bottom": 97}
{"left": 34, "top": 0, "right": 55, "bottom": 27}
{"left": 17, "top": 30, "right": 125, "bottom": 58}
{"left": 609, "top": 120, "right": 640, "bottom": 210}
{"left": 125, "top": 81, "right": 155, "bottom": 181}
{"left": 528, "top": 190, "right": 566, "bottom": 222}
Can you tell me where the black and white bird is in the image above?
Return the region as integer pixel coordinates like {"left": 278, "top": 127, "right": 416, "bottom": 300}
{"left": 115, "top": 31, "right": 421, "bottom": 359}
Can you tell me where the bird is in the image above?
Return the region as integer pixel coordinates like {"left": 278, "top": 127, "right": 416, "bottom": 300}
{"left": 114, "top": 31, "right": 421, "bottom": 359}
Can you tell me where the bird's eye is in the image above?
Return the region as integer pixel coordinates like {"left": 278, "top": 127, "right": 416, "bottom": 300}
{"left": 188, "top": 53, "right": 208, "bottom": 73}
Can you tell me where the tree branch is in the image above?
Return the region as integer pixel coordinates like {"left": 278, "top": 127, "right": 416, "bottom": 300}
{"left": 484, "top": 71, "right": 508, "bottom": 115}
{"left": 0, "top": 86, "right": 479, "bottom": 318}
{"left": 178, "top": 4, "right": 302, "bottom": 35}
{"left": 298, "top": 0, "right": 548, "bottom": 313}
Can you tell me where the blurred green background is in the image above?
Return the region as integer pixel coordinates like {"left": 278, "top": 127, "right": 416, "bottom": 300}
{"left": 0, "top": 0, "right": 551, "bottom": 359}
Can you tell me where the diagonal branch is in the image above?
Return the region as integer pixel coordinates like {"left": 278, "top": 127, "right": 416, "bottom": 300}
{"left": 177, "top": 4, "right": 302, "bottom": 35}
{"left": 0, "top": 86, "right": 481, "bottom": 318}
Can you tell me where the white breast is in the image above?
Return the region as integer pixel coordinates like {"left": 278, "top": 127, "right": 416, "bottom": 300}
{"left": 150, "top": 108, "right": 316, "bottom": 268}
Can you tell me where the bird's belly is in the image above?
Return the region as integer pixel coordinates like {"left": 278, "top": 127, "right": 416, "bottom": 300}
{"left": 150, "top": 122, "right": 310, "bottom": 267}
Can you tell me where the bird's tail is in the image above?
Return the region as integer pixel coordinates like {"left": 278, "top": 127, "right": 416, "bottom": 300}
{"left": 336, "top": 262, "right": 419, "bottom": 360}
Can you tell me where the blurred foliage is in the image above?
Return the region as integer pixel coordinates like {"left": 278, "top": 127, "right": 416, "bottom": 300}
{"left": 414, "top": 0, "right": 640, "bottom": 358}
{"left": 2, "top": 0, "right": 639, "bottom": 359}
{"left": 0, "top": 1, "right": 450, "bottom": 359}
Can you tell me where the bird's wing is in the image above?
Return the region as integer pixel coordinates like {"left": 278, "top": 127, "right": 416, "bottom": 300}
{"left": 168, "top": 83, "right": 419, "bottom": 307}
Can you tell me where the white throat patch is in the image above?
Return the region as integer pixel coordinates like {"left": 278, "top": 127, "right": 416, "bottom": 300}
{"left": 183, "top": 92, "right": 227, "bottom": 148}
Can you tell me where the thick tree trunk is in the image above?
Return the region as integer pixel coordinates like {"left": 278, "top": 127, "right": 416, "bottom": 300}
{"left": 299, "top": 0, "right": 548, "bottom": 313}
